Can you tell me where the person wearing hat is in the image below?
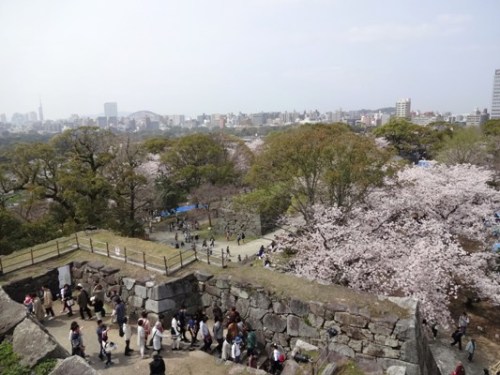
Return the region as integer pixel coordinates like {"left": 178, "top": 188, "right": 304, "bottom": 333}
{"left": 231, "top": 336, "right": 242, "bottom": 363}
{"left": 270, "top": 343, "right": 282, "bottom": 375}
{"left": 149, "top": 351, "right": 165, "bottom": 375}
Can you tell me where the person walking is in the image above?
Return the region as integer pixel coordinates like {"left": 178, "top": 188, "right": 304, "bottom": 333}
{"left": 76, "top": 284, "right": 92, "bottom": 320}
{"left": 451, "top": 361, "right": 466, "bottom": 375}
{"left": 101, "top": 324, "right": 114, "bottom": 367}
{"left": 149, "top": 351, "right": 166, "bottom": 375}
{"left": 178, "top": 306, "right": 188, "bottom": 342}
{"left": 42, "top": 286, "right": 55, "bottom": 319}
{"left": 451, "top": 327, "right": 464, "bottom": 350}
{"left": 465, "top": 338, "right": 476, "bottom": 362}
{"left": 170, "top": 314, "right": 181, "bottom": 351}
{"left": 247, "top": 326, "right": 257, "bottom": 368}
{"left": 69, "top": 321, "right": 86, "bottom": 358}
{"left": 221, "top": 333, "right": 232, "bottom": 361}
{"left": 112, "top": 297, "right": 126, "bottom": 337}
{"left": 96, "top": 319, "right": 106, "bottom": 361}
{"left": 32, "top": 293, "right": 45, "bottom": 322}
{"left": 200, "top": 316, "right": 212, "bottom": 352}
{"left": 139, "top": 311, "right": 152, "bottom": 350}
{"left": 123, "top": 317, "right": 133, "bottom": 356}
{"left": 270, "top": 343, "right": 282, "bottom": 375}
{"left": 231, "top": 336, "right": 242, "bottom": 363}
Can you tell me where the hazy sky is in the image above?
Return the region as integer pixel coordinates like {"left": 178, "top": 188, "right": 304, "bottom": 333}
{"left": 1, "top": 0, "right": 500, "bottom": 119}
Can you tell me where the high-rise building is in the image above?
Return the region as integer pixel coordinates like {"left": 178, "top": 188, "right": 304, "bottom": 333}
{"left": 38, "top": 99, "right": 44, "bottom": 123}
{"left": 492, "top": 69, "right": 500, "bottom": 119}
{"left": 395, "top": 98, "right": 411, "bottom": 120}
{"left": 104, "top": 102, "right": 118, "bottom": 126}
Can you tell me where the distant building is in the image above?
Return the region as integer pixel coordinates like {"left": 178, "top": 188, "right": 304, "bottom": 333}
{"left": 0, "top": 113, "right": 6, "bottom": 123}
{"left": 466, "top": 108, "right": 489, "bottom": 127}
{"left": 38, "top": 99, "right": 44, "bottom": 124}
{"left": 104, "top": 102, "right": 118, "bottom": 126}
{"left": 395, "top": 98, "right": 411, "bottom": 120}
{"left": 492, "top": 69, "right": 500, "bottom": 119}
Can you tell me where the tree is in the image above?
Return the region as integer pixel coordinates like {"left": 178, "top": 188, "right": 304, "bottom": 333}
{"left": 282, "top": 164, "right": 500, "bottom": 326}
{"left": 190, "top": 183, "right": 239, "bottom": 227}
{"left": 436, "top": 127, "right": 487, "bottom": 165}
{"left": 246, "top": 124, "right": 389, "bottom": 222}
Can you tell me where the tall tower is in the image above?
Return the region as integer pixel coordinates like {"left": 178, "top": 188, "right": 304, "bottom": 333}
{"left": 104, "top": 102, "right": 118, "bottom": 126}
{"left": 38, "top": 97, "right": 44, "bottom": 123}
{"left": 395, "top": 98, "right": 411, "bottom": 120}
{"left": 492, "top": 69, "right": 500, "bottom": 119}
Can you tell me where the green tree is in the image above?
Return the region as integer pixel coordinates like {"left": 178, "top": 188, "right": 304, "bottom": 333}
{"left": 436, "top": 126, "right": 487, "bottom": 165}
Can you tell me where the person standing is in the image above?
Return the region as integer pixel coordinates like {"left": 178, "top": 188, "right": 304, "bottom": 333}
{"left": 178, "top": 306, "right": 188, "bottom": 342}
{"left": 213, "top": 316, "right": 224, "bottom": 354}
{"left": 221, "top": 333, "right": 232, "bottom": 361}
{"left": 123, "top": 317, "right": 133, "bottom": 356}
{"left": 137, "top": 319, "right": 146, "bottom": 359}
{"left": 246, "top": 327, "right": 257, "bottom": 368}
{"left": 465, "top": 338, "right": 476, "bottom": 362}
{"left": 170, "top": 314, "right": 181, "bottom": 351}
{"left": 270, "top": 343, "right": 282, "bottom": 375}
{"left": 231, "top": 336, "right": 242, "bottom": 363}
{"left": 42, "top": 286, "right": 55, "bottom": 319}
{"left": 76, "top": 284, "right": 92, "bottom": 320}
{"left": 101, "top": 324, "right": 114, "bottom": 367}
{"left": 60, "top": 284, "right": 73, "bottom": 316}
{"left": 451, "top": 361, "right": 466, "bottom": 375}
{"left": 152, "top": 321, "right": 165, "bottom": 352}
{"left": 32, "top": 293, "right": 45, "bottom": 322}
{"left": 96, "top": 319, "right": 106, "bottom": 361}
{"left": 138, "top": 311, "right": 152, "bottom": 349}
{"left": 458, "top": 312, "right": 470, "bottom": 335}
{"left": 112, "top": 297, "right": 126, "bottom": 337}
{"left": 149, "top": 351, "right": 166, "bottom": 375}
{"left": 200, "top": 316, "right": 212, "bottom": 352}
{"left": 69, "top": 321, "right": 86, "bottom": 358}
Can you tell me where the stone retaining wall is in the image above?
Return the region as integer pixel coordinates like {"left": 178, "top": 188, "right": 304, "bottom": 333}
{"left": 195, "top": 273, "right": 427, "bottom": 375}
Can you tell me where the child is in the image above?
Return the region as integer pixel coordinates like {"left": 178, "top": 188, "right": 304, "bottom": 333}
{"left": 24, "top": 294, "right": 33, "bottom": 316}
{"left": 101, "top": 324, "right": 114, "bottom": 367}
{"left": 137, "top": 319, "right": 146, "bottom": 359}
{"left": 231, "top": 336, "right": 242, "bottom": 363}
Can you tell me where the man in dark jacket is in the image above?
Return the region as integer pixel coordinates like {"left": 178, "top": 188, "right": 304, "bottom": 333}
{"left": 149, "top": 351, "right": 166, "bottom": 375}
{"left": 76, "top": 284, "right": 92, "bottom": 320}
{"left": 450, "top": 327, "right": 463, "bottom": 350}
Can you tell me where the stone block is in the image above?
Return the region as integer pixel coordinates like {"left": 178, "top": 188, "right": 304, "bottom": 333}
{"left": 235, "top": 298, "right": 250, "bottom": 319}
{"left": 387, "top": 366, "right": 407, "bottom": 375}
{"left": 201, "top": 293, "right": 213, "bottom": 307}
{"left": 368, "top": 322, "right": 393, "bottom": 336}
{"left": 320, "top": 363, "right": 337, "bottom": 375}
{"left": 293, "top": 339, "right": 319, "bottom": 353}
{"left": 393, "top": 319, "right": 416, "bottom": 341}
{"left": 307, "top": 313, "right": 324, "bottom": 328}
{"left": 204, "top": 284, "right": 222, "bottom": 297}
{"left": 335, "top": 312, "right": 369, "bottom": 328}
{"left": 13, "top": 318, "right": 69, "bottom": 367}
{"left": 287, "top": 315, "right": 319, "bottom": 338}
{"left": 215, "top": 277, "right": 231, "bottom": 289}
{"left": 273, "top": 332, "right": 289, "bottom": 347}
{"left": 50, "top": 355, "right": 98, "bottom": 375}
{"left": 122, "top": 277, "right": 136, "bottom": 291}
{"left": 72, "top": 268, "right": 83, "bottom": 279}
{"left": 86, "top": 262, "right": 104, "bottom": 271}
{"left": 379, "top": 359, "right": 419, "bottom": 375}
{"left": 309, "top": 301, "right": 325, "bottom": 317}
{"left": 289, "top": 299, "right": 309, "bottom": 317}
{"left": 281, "top": 359, "right": 300, "bottom": 375}
{"left": 135, "top": 285, "right": 148, "bottom": 299}
{"left": 328, "top": 342, "right": 355, "bottom": 358}
{"left": 248, "top": 307, "right": 268, "bottom": 321}
{"left": 231, "top": 286, "right": 250, "bottom": 299}
{"left": 399, "top": 340, "right": 418, "bottom": 363}
{"left": 263, "top": 313, "right": 287, "bottom": 333}
{"left": 0, "top": 288, "right": 26, "bottom": 340}
{"left": 348, "top": 339, "right": 363, "bottom": 353}
{"left": 128, "top": 295, "right": 144, "bottom": 309}
{"left": 324, "top": 301, "right": 349, "bottom": 316}
{"left": 273, "top": 301, "right": 290, "bottom": 314}
{"left": 145, "top": 298, "right": 177, "bottom": 313}
{"left": 101, "top": 266, "right": 119, "bottom": 275}
{"left": 145, "top": 281, "right": 155, "bottom": 288}
{"left": 149, "top": 282, "right": 192, "bottom": 300}
{"left": 363, "top": 343, "right": 399, "bottom": 359}
{"left": 194, "top": 270, "right": 214, "bottom": 282}
{"left": 251, "top": 293, "right": 271, "bottom": 310}
{"left": 104, "top": 274, "right": 118, "bottom": 285}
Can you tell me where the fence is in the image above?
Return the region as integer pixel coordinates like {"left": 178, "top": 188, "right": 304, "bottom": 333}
{"left": 0, "top": 233, "right": 226, "bottom": 276}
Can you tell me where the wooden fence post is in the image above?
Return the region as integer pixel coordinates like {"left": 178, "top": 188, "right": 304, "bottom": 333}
{"left": 30, "top": 248, "right": 34, "bottom": 265}
{"left": 221, "top": 249, "right": 224, "bottom": 268}
{"left": 179, "top": 250, "right": 183, "bottom": 268}
{"left": 124, "top": 247, "right": 127, "bottom": 263}
{"left": 194, "top": 248, "right": 198, "bottom": 260}
{"left": 163, "top": 256, "right": 168, "bottom": 276}
{"left": 56, "top": 241, "right": 60, "bottom": 257}
{"left": 0, "top": 257, "right": 3, "bottom": 274}
{"left": 143, "top": 252, "right": 146, "bottom": 269}
{"left": 207, "top": 250, "right": 210, "bottom": 265}
{"left": 106, "top": 242, "right": 110, "bottom": 257}
{"left": 74, "top": 233, "right": 80, "bottom": 248}
{"left": 89, "top": 238, "right": 94, "bottom": 253}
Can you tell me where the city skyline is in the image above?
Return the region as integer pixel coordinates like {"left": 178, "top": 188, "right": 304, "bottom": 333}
{"left": 1, "top": 0, "right": 500, "bottom": 119}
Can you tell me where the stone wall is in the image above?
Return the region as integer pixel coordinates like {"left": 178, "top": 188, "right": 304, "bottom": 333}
{"left": 196, "top": 273, "right": 433, "bottom": 375}
{"left": 3, "top": 267, "right": 60, "bottom": 304}
{"left": 214, "top": 207, "right": 263, "bottom": 237}
{"left": 72, "top": 261, "right": 201, "bottom": 322}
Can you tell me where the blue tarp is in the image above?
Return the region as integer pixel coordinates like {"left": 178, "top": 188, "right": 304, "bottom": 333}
{"left": 160, "top": 204, "right": 199, "bottom": 217}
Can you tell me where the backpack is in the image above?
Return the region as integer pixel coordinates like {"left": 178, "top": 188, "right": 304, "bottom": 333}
{"left": 71, "top": 332, "right": 81, "bottom": 349}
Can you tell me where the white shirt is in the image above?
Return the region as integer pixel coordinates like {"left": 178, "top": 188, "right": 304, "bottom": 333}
{"left": 231, "top": 342, "right": 241, "bottom": 359}
{"left": 171, "top": 317, "right": 180, "bottom": 336}
{"left": 200, "top": 321, "right": 210, "bottom": 337}
{"left": 137, "top": 326, "right": 145, "bottom": 346}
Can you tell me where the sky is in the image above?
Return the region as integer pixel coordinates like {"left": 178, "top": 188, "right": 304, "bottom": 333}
{"left": 1, "top": 0, "right": 500, "bottom": 120}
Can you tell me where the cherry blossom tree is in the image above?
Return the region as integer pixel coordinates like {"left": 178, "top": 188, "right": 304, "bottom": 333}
{"left": 282, "top": 164, "right": 500, "bottom": 326}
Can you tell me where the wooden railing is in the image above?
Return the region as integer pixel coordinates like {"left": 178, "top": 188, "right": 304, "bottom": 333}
{"left": 0, "top": 233, "right": 226, "bottom": 276}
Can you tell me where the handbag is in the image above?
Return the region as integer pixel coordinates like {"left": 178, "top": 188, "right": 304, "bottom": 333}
{"left": 66, "top": 299, "right": 75, "bottom": 307}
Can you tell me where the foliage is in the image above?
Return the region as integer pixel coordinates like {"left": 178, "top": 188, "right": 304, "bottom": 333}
{"left": 282, "top": 164, "right": 500, "bottom": 326}
{"left": 0, "top": 341, "right": 30, "bottom": 375}
{"left": 34, "top": 359, "right": 57, "bottom": 375}
{"left": 247, "top": 124, "right": 390, "bottom": 222}
{"left": 482, "top": 119, "right": 500, "bottom": 137}
{"left": 436, "top": 126, "right": 487, "bottom": 165}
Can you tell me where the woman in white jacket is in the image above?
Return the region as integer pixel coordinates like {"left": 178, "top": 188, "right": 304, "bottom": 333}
{"left": 152, "top": 320, "right": 164, "bottom": 352}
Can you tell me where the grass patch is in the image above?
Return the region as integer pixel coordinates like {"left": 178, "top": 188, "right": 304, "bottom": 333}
{"left": 336, "top": 360, "right": 365, "bottom": 375}
{"left": 0, "top": 341, "right": 57, "bottom": 375}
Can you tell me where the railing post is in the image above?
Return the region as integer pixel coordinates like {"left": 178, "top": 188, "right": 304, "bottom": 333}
{"left": 221, "top": 249, "right": 224, "bottom": 268}
{"left": 163, "top": 256, "right": 168, "bottom": 276}
{"left": 74, "top": 232, "right": 80, "bottom": 248}
{"left": 89, "top": 238, "right": 94, "bottom": 253}
{"left": 30, "top": 248, "right": 34, "bottom": 265}
{"left": 56, "top": 241, "right": 60, "bottom": 257}
{"left": 179, "top": 250, "right": 183, "bottom": 268}
{"left": 194, "top": 248, "right": 198, "bottom": 260}
{"left": 124, "top": 247, "right": 127, "bottom": 263}
{"left": 143, "top": 252, "right": 146, "bottom": 269}
{"left": 0, "top": 257, "right": 3, "bottom": 274}
{"left": 106, "top": 242, "right": 110, "bottom": 257}
{"left": 207, "top": 250, "right": 210, "bottom": 265}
